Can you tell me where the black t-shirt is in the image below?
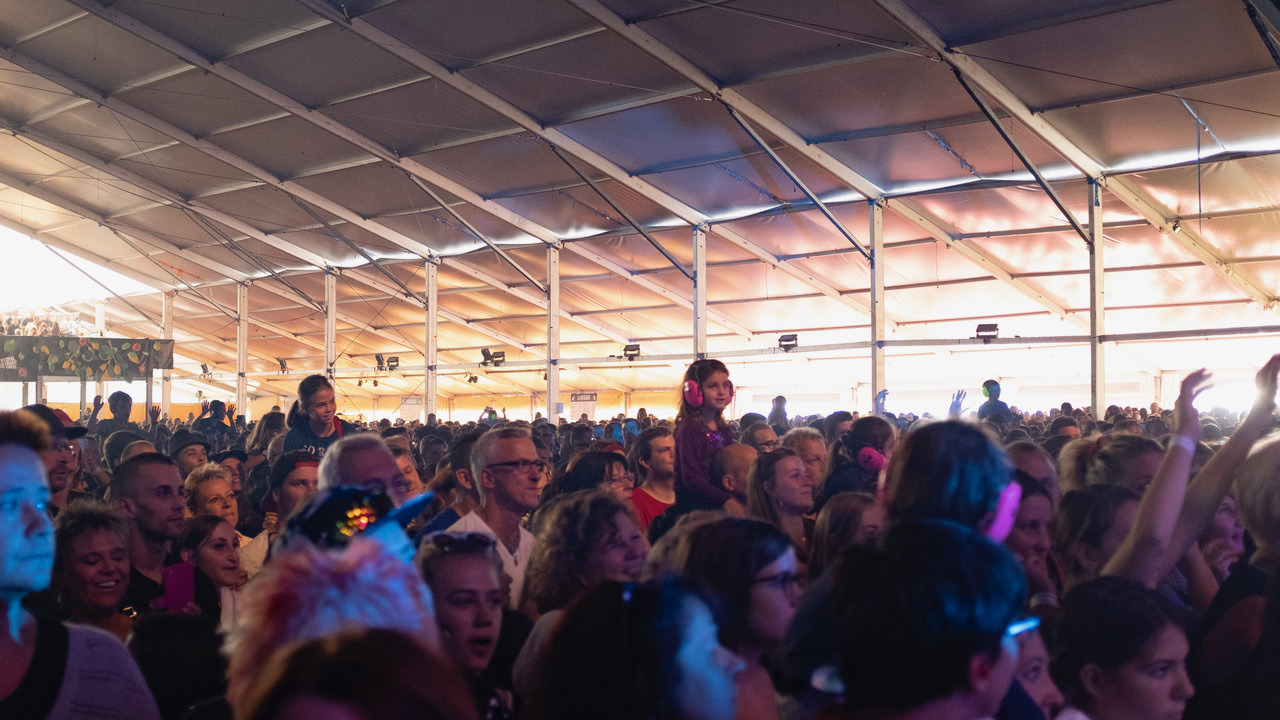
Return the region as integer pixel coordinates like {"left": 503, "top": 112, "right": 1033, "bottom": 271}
{"left": 0, "top": 614, "right": 69, "bottom": 720}
{"left": 122, "top": 566, "right": 163, "bottom": 616}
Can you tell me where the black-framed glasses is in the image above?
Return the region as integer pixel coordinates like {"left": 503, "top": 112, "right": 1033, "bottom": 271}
{"left": 485, "top": 459, "right": 547, "bottom": 474}
{"left": 425, "top": 531, "right": 496, "bottom": 552}
{"left": 751, "top": 440, "right": 778, "bottom": 451}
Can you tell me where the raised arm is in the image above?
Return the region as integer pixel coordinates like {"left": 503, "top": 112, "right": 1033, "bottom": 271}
{"left": 1102, "top": 369, "right": 1208, "bottom": 586}
{"left": 86, "top": 394, "right": 103, "bottom": 432}
{"left": 1165, "top": 354, "right": 1280, "bottom": 568}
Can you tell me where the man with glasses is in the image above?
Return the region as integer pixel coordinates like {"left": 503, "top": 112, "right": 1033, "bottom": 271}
{"left": 449, "top": 427, "right": 540, "bottom": 608}
{"left": 22, "top": 404, "right": 87, "bottom": 517}
{"left": 111, "top": 453, "right": 187, "bottom": 615}
{"left": 741, "top": 422, "right": 779, "bottom": 455}
{"left": 318, "top": 434, "right": 409, "bottom": 507}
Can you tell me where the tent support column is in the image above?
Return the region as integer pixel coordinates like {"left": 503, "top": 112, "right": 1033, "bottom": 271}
{"left": 693, "top": 223, "right": 708, "bottom": 359}
{"left": 547, "top": 243, "right": 560, "bottom": 423}
{"left": 424, "top": 259, "right": 438, "bottom": 421}
{"left": 94, "top": 300, "right": 105, "bottom": 399}
{"left": 236, "top": 282, "right": 248, "bottom": 417}
{"left": 1089, "top": 180, "right": 1106, "bottom": 417}
{"left": 79, "top": 379, "right": 87, "bottom": 419}
{"left": 161, "top": 291, "right": 173, "bottom": 419}
{"left": 324, "top": 269, "right": 336, "bottom": 379}
{"left": 870, "top": 201, "right": 886, "bottom": 412}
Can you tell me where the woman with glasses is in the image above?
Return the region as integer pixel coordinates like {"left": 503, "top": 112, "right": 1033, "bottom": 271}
{"left": 527, "top": 579, "right": 744, "bottom": 720}
{"left": 545, "top": 450, "right": 631, "bottom": 505}
{"left": 681, "top": 518, "right": 801, "bottom": 720}
{"left": 417, "top": 531, "right": 512, "bottom": 720}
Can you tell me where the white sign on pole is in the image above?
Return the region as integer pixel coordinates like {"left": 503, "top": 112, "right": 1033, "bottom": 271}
{"left": 569, "top": 392, "right": 597, "bottom": 422}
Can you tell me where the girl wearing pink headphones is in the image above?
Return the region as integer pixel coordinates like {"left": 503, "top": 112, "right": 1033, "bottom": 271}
{"left": 673, "top": 359, "right": 736, "bottom": 510}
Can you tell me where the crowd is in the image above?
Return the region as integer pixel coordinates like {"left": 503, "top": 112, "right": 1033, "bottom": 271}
{"left": 0, "top": 310, "right": 80, "bottom": 336}
{"left": 4, "top": 354, "right": 1280, "bottom": 720}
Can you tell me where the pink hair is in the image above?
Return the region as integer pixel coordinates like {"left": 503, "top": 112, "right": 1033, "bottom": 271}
{"left": 224, "top": 537, "right": 439, "bottom": 715}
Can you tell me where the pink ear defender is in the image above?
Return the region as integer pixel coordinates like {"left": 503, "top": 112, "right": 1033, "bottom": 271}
{"left": 683, "top": 380, "right": 704, "bottom": 407}
{"left": 856, "top": 447, "right": 885, "bottom": 473}
{"left": 985, "top": 481, "right": 1022, "bottom": 543}
{"left": 683, "top": 378, "right": 732, "bottom": 407}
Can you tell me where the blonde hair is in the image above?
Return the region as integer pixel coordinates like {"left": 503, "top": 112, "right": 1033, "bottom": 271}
{"left": 1235, "top": 434, "right": 1280, "bottom": 564}
{"left": 183, "top": 462, "right": 231, "bottom": 511}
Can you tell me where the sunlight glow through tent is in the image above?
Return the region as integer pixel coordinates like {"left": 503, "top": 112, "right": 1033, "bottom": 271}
{"left": 0, "top": 227, "right": 153, "bottom": 310}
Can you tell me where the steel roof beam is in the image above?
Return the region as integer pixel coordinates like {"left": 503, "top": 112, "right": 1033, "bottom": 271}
{"left": 342, "top": 268, "right": 630, "bottom": 391}
{"left": 871, "top": 0, "right": 1276, "bottom": 311}
{"left": 26, "top": 2, "right": 670, "bottom": 342}
{"left": 296, "top": 0, "right": 883, "bottom": 323}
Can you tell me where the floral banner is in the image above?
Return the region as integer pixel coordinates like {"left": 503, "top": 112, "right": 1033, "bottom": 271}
{"left": 0, "top": 338, "right": 174, "bottom": 382}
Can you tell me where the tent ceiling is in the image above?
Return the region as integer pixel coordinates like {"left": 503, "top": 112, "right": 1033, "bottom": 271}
{"left": 2, "top": 0, "right": 1280, "bottom": 407}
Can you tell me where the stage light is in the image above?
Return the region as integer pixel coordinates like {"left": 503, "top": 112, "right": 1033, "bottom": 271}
{"left": 976, "top": 324, "right": 999, "bottom": 343}
{"left": 481, "top": 348, "right": 493, "bottom": 366}
{"left": 490, "top": 351, "right": 505, "bottom": 367}
{"left": 623, "top": 344, "right": 640, "bottom": 361}
{"left": 375, "top": 353, "right": 385, "bottom": 371}
{"left": 277, "top": 358, "right": 287, "bottom": 373}
{"left": 386, "top": 356, "right": 399, "bottom": 370}
{"left": 778, "top": 334, "right": 798, "bottom": 352}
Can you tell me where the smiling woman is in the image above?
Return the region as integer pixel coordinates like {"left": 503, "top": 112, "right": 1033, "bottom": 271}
{"left": 52, "top": 499, "right": 134, "bottom": 643}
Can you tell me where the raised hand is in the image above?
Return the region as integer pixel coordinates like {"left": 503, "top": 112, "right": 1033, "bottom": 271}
{"left": 1253, "top": 353, "right": 1280, "bottom": 413}
{"left": 949, "top": 389, "right": 966, "bottom": 418}
{"left": 1173, "top": 369, "right": 1211, "bottom": 441}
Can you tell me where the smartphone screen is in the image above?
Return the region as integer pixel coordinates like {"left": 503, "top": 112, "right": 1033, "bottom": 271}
{"left": 161, "top": 561, "right": 195, "bottom": 612}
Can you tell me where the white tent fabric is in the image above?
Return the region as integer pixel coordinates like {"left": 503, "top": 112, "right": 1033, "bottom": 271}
{"left": 1, "top": 0, "right": 1278, "bottom": 416}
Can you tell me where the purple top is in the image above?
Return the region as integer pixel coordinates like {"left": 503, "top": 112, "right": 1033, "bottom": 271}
{"left": 674, "top": 418, "right": 733, "bottom": 507}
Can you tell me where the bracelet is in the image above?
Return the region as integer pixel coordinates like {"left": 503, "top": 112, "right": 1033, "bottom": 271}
{"left": 1169, "top": 434, "right": 1196, "bottom": 453}
{"left": 1030, "top": 592, "right": 1059, "bottom": 608}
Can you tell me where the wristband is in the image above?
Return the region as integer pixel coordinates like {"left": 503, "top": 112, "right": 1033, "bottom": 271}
{"left": 1170, "top": 434, "right": 1196, "bottom": 453}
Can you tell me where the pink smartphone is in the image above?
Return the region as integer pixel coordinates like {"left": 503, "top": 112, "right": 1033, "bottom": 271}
{"left": 161, "top": 561, "right": 195, "bottom": 612}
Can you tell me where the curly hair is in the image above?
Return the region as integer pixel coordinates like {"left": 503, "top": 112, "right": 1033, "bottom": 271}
{"left": 525, "top": 489, "right": 633, "bottom": 614}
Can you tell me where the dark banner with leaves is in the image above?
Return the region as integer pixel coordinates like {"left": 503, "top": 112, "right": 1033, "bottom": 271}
{"left": 0, "top": 338, "right": 175, "bottom": 382}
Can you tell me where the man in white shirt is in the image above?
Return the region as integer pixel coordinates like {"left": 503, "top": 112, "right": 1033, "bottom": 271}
{"left": 448, "top": 427, "right": 540, "bottom": 608}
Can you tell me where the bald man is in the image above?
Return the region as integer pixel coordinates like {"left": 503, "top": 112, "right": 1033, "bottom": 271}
{"left": 711, "top": 444, "right": 758, "bottom": 517}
